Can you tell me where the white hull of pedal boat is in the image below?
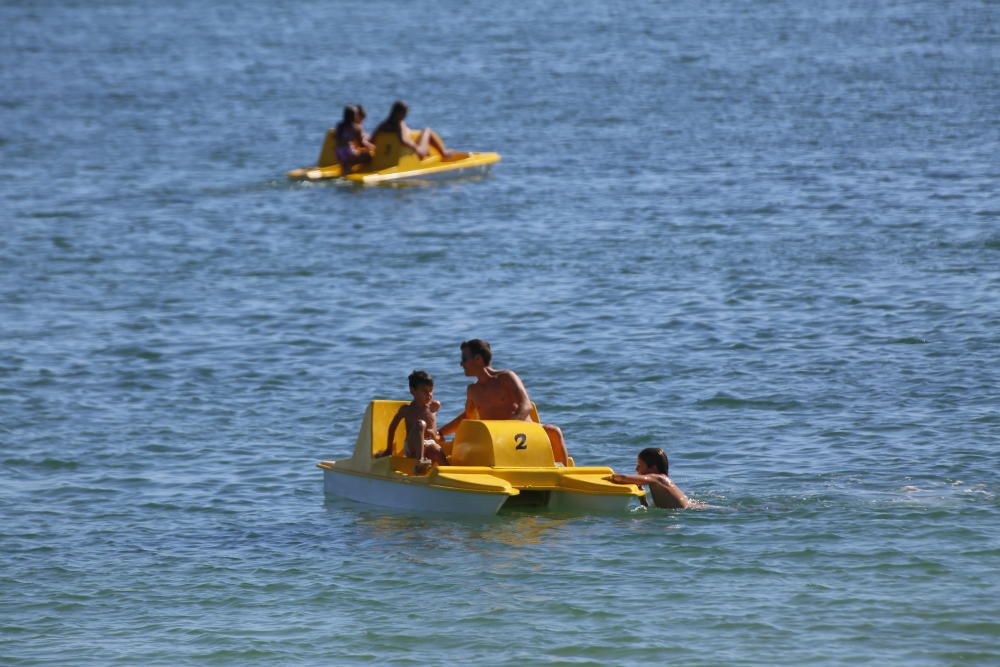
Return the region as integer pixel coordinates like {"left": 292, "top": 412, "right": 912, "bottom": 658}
{"left": 322, "top": 467, "right": 509, "bottom": 516}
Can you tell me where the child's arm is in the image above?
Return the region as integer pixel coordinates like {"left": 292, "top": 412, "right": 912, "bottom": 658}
{"left": 427, "top": 401, "right": 444, "bottom": 443}
{"left": 379, "top": 409, "right": 404, "bottom": 457}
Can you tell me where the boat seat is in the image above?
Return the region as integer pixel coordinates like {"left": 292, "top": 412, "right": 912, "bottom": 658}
{"left": 368, "top": 400, "right": 411, "bottom": 458}
{"left": 370, "top": 130, "right": 436, "bottom": 171}
{"left": 316, "top": 129, "right": 339, "bottom": 168}
{"left": 452, "top": 420, "right": 555, "bottom": 468}
{"left": 387, "top": 455, "right": 426, "bottom": 476}
{"left": 365, "top": 399, "right": 562, "bottom": 465}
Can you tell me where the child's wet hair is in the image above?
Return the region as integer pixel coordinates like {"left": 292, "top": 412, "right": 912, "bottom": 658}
{"left": 408, "top": 369, "right": 434, "bottom": 390}
{"left": 638, "top": 447, "right": 669, "bottom": 475}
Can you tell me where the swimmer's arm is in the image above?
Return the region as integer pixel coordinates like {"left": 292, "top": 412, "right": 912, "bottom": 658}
{"left": 604, "top": 473, "right": 654, "bottom": 485}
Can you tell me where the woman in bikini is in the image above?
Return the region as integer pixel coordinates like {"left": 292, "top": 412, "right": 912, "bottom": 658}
{"left": 334, "top": 105, "right": 374, "bottom": 174}
{"left": 372, "top": 100, "right": 454, "bottom": 159}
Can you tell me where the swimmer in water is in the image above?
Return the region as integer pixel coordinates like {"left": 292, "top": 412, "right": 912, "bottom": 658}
{"left": 605, "top": 447, "right": 692, "bottom": 509}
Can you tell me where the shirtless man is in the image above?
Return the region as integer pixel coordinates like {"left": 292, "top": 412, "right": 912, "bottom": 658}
{"left": 438, "top": 339, "right": 569, "bottom": 465}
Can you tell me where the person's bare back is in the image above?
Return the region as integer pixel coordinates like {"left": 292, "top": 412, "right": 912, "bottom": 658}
{"left": 467, "top": 370, "right": 529, "bottom": 420}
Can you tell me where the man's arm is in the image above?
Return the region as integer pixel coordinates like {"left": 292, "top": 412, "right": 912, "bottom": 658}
{"left": 439, "top": 390, "right": 473, "bottom": 436}
{"left": 505, "top": 371, "right": 533, "bottom": 421}
{"left": 438, "top": 410, "right": 465, "bottom": 436}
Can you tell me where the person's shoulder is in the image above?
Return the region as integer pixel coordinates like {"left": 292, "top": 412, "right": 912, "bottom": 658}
{"left": 650, "top": 473, "right": 674, "bottom": 487}
{"left": 497, "top": 369, "right": 526, "bottom": 387}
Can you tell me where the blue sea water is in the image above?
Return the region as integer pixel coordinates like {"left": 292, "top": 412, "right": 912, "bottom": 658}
{"left": 1, "top": 0, "right": 998, "bottom": 664}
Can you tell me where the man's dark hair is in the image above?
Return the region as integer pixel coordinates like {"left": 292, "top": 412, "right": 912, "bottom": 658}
{"left": 638, "top": 447, "right": 669, "bottom": 475}
{"left": 461, "top": 339, "right": 492, "bottom": 365}
{"left": 408, "top": 369, "right": 434, "bottom": 390}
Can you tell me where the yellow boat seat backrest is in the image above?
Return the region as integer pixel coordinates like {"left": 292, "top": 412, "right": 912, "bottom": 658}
{"left": 452, "top": 420, "right": 555, "bottom": 468}
{"left": 316, "top": 128, "right": 339, "bottom": 168}
{"left": 357, "top": 400, "right": 548, "bottom": 466}
{"left": 371, "top": 130, "right": 428, "bottom": 171}
{"left": 366, "top": 400, "right": 410, "bottom": 458}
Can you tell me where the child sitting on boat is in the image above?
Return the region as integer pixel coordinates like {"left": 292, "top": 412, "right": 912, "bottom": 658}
{"left": 378, "top": 370, "right": 449, "bottom": 474}
{"left": 605, "top": 447, "right": 691, "bottom": 509}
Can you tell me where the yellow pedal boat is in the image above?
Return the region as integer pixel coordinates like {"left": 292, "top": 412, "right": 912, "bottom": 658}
{"left": 318, "top": 400, "right": 643, "bottom": 515}
{"left": 288, "top": 129, "right": 500, "bottom": 185}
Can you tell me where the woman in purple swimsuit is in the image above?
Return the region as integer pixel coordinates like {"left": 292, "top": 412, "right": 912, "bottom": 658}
{"left": 334, "top": 105, "right": 374, "bottom": 174}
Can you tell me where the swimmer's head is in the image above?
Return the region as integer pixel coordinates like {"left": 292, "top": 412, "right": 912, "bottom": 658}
{"left": 637, "top": 447, "right": 669, "bottom": 475}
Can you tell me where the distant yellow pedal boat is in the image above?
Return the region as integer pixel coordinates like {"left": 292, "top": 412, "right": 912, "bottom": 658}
{"left": 288, "top": 129, "right": 500, "bottom": 184}
{"left": 318, "top": 400, "right": 643, "bottom": 515}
